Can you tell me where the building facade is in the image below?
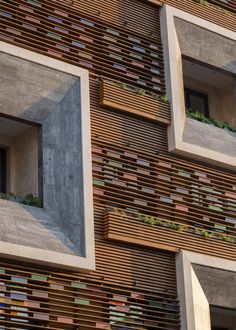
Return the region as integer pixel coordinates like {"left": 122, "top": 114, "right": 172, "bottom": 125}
{"left": 0, "top": 0, "right": 235, "bottom": 329}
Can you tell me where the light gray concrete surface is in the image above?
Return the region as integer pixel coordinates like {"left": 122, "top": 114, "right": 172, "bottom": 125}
{"left": 160, "top": 5, "right": 236, "bottom": 170}
{"left": 183, "top": 118, "right": 236, "bottom": 157}
{"left": 0, "top": 45, "right": 94, "bottom": 270}
{"left": 0, "top": 199, "right": 77, "bottom": 254}
{"left": 174, "top": 17, "right": 236, "bottom": 74}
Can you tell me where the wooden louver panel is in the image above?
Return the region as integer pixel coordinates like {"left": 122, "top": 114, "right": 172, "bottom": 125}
{"left": 100, "top": 80, "right": 171, "bottom": 124}
{"left": 105, "top": 211, "right": 236, "bottom": 260}
{"left": 0, "top": 261, "right": 180, "bottom": 329}
{"left": 0, "top": 0, "right": 165, "bottom": 93}
{"left": 92, "top": 141, "right": 236, "bottom": 259}
{"left": 208, "top": 0, "right": 236, "bottom": 14}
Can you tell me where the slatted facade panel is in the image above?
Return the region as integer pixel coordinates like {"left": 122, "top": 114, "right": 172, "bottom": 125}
{"left": 208, "top": 0, "right": 236, "bottom": 13}
{"left": 92, "top": 141, "right": 236, "bottom": 250}
{"left": 90, "top": 76, "right": 176, "bottom": 294}
{"left": 90, "top": 78, "right": 168, "bottom": 154}
{"left": 164, "top": 0, "right": 236, "bottom": 32}
{"left": 0, "top": 261, "right": 180, "bottom": 329}
{"left": 51, "top": 0, "right": 162, "bottom": 39}
{"left": 0, "top": 0, "right": 164, "bottom": 93}
{"left": 105, "top": 212, "right": 236, "bottom": 260}
{"left": 100, "top": 80, "right": 171, "bottom": 124}
{"left": 93, "top": 206, "right": 177, "bottom": 294}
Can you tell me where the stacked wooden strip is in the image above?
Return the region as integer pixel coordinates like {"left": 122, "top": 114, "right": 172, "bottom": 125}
{"left": 0, "top": 0, "right": 164, "bottom": 93}
{"left": 105, "top": 212, "right": 236, "bottom": 260}
{"left": 100, "top": 80, "right": 171, "bottom": 124}
{"left": 51, "top": 0, "right": 163, "bottom": 39}
{"left": 92, "top": 141, "right": 236, "bottom": 245}
{"left": 90, "top": 79, "right": 168, "bottom": 154}
{"left": 0, "top": 261, "right": 180, "bottom": 330}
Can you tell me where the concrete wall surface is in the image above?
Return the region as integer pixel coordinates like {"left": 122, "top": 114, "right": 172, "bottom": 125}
{"left": 0, "top": 44, "right": 94, "bottom": 271}
{"left": 183, "top": 118, "right": 236, "bottom": 157}
{"left": 161, "top": 5, "right": 236, "bottom": 170}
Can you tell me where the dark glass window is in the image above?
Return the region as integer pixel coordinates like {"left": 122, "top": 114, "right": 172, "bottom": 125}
{"left": 0, "top": 148, "right": 6, "bottom": 193}
{"left": 185, "top": 87, "right": 209, "bottom": 117}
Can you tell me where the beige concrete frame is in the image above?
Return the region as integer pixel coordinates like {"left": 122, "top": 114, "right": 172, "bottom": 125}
{"left": 160, "top": 5, "right": 236, "bottom": 170}
{"left": 176, "top": 250, "right": 236, "bottom": 330}
{"left": 0, "top": 41, "right": 95, "bottom": 272}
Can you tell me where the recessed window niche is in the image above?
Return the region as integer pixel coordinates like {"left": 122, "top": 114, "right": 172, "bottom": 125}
{"left": 161, "top": 5, "right": 236, "bottom": 170}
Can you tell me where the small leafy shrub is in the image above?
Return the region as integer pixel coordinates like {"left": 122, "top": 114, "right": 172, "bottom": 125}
{"left": 0, "top": 192, "right": 43, "bottom": 208}
{"left": 186, "top": 109, "right": 236, "bottom": 133}
{"left": 22, "top": 193, "right": 43, "bottom": 208}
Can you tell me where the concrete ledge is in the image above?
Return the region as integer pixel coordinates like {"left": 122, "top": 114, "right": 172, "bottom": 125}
{"left": 183, "top": 118, "right": 236, "bottom": 157}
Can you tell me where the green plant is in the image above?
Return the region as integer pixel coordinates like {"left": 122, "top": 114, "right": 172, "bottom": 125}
{"left": 160, "top": 95, "right": 169, "bottom": 103}
{"left": 109, "top": 208, "right": 236, "bottom": 245}
{"left": 186, "top": 109, "right": 236, "bottom": 133}
{"left": 21, "top": 193, "right": 43, "bottom": 208}
{"left": 0, "top": 192, "right": 43, "bottom": 208}
{"left": 136, "top": 88, "right": 145, "bottom": 96}
{"left": 144, "top": 216, "right": 156, "bottom": 225}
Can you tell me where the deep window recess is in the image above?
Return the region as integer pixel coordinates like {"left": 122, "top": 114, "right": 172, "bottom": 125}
{"left": 0, "top": 148, "right": 6, "bottom": 193}
{"left": 185, "top": 87, "right": 209, "bottom": 117}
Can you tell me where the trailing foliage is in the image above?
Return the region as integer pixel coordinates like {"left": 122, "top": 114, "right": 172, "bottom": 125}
{"left": 115, "top": 81, "right": 170, "bottom": 103}
{"left": 0, "top": 192, "right": 43, "bottom": 208}
{"left": 186, "top": 109, "right": 236, "bottom": 133}
{"left": 109, "top": 207, "right": 236, "bottom": 244}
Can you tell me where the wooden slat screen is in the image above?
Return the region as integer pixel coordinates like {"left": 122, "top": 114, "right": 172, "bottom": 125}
{"left": 92, "top": 141, "right": 236, "bottom": 247}
{"left": 105, "top": 212, "right": 236, "bottom": 260}
{"left": 0, "top": 0, "right": 164, "bottom": 93}
{"left": 90, "top": 78, "right": 168, "bottom": 154}
{"left": 100, "top": 80, "right": 171, "bottom": 124}
{"left": 51, "top": 0, "right": 162, "bottom": 39}
{"left": 0, "top": 261, "right": 180, "bottom": 329}
{"left": 208, "top": 0, "right": 236, "bottom": 13}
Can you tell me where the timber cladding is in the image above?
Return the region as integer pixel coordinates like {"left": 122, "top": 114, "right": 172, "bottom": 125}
{"left": 0, "top": 0, "right": 164, "bottom": 94}
{"left": 0, "top": 260, "right": 180, "bottom": 329}
{"left": 100, "top": 80, "right": 171, "bottom": 124}
{"left": 0, "top": 0, "right": 235, "bottom": 329}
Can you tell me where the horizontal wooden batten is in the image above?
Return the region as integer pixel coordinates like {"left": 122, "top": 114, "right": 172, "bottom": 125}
{"left": 92, "top": 141, "right": 236, "bottom": 258}
{"left": 52, "top": 0, "right": 163, "bottom": 39}
{"left": 105, "top": 213, "right": 179, "bottom": 252}
{"left": 90, "top": 78, "right": 168, "bottom": 155}
{"left": 105, "top": 211, "right": 236, "bottom": 260}
{"left": 0, "top": 0, "right": 164, "bottom": 93}
{"left": 100, "top": 80, "right": 171, "bottom": 124}
{"left": 0, "top": 261, "right": 180, "bottom": 330}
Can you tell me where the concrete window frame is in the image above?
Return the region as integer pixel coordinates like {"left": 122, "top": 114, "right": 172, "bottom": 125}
{"left": 160, "top": 5, "right": 236, "bottom": 170}
{"left": 176, "top": 250, "right": 236, "bottom": 330}
{"left": 0, "top": 41, "right": 95, "bottom": 272}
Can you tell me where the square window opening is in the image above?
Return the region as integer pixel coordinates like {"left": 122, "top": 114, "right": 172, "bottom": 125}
{"left": 183, "top": 57, "right": 236, "bottom": 128}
